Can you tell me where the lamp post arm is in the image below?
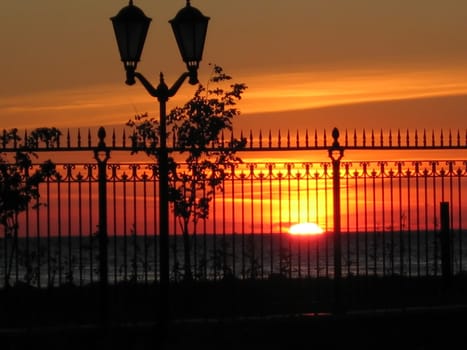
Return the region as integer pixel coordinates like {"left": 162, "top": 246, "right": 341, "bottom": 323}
{"left": 133, "top": 71, "right": 191, "bottom": 100}
{"left": 133, "top": 72, "right": 160, "bottom": 98}
{"left": 168, "top": 72, "right": 191, "bottom": 98}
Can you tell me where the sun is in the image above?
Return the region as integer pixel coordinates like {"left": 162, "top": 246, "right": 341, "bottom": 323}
{"left": 288, "top": 223, "right": 324, "bottom": 236}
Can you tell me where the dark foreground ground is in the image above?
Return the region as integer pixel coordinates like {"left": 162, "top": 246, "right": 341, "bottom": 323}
{"left": 2, "top": 276, "right": 467, "bottom": 349}
{"left": 2, "top": 305, "right": 467, "bottom": 350}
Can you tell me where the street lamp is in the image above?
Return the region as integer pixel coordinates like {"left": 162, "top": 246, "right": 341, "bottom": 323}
{"left": 111, "top": 0, "right": 209, "bottom": 329}
{"left": 170, "top": 1, "right": 209, "bottom": 85}
{"left": 110, "top": 0, "right": 151, "bottom": 86}
{"left": 111, "top": 0, "right": 209, "bottom": 86}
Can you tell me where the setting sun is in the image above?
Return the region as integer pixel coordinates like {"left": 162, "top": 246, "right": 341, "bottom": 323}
{"left": 288, "top": 223, "right": 324, "bottom": 236}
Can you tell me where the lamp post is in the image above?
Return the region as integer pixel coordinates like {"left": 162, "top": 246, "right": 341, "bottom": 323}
{"left": 111, "top": 0, "right": 209, "bottom": 330}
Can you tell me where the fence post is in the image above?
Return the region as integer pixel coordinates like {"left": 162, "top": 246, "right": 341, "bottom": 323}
{"left": 94, "top": 127, "right": 110, "bottom": 327}
{"left": 328, "top": 128, "right": 344, "bottom": 313}
{"left": 440, "top": 202, "right": 452, "bottom": 286}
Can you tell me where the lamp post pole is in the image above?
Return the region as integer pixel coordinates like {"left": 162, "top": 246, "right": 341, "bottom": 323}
{"left": 131, "top": 71, "right": 191, "bottom": 328}
{"left": 111, "top": 0, "right": 209, "bottom": 334}
{"left": 158, "top": 81, "right": 170, "bottom": 330}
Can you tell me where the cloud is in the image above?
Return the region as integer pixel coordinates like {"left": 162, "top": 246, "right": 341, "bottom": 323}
{"left": 235, "top": 94, "right": 467, "bottom": 133}
{"left": 237, "top": 67, "right": 467, "bottom": 115}
{"left": 2, "top": 66, "right": 467, "bottom": 131}
{"left": 0, "top": 83, "right": 191, "bottom": 129}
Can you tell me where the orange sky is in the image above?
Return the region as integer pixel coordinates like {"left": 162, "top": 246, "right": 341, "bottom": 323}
{"left": 1, "top": 0, "right": 467, "bottom": 133}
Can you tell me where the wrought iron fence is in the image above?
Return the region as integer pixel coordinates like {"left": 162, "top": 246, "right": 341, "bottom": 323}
{"left": 1, "top": 127, "right": 466, "bottom": 289}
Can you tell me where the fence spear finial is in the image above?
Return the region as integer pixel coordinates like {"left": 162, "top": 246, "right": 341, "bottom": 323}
{"left": 98, "top": 126, "right": 106, "bottom": 148}
{"left": 332, "top": 127, "right": 340, "bottom": 148}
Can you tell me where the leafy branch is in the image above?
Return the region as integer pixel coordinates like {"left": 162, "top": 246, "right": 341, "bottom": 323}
{"left": 127, "top": 65, "right": 247, "bottom": 280}
{"left": 0, "top": 128, "right": 59, "bottom": 286}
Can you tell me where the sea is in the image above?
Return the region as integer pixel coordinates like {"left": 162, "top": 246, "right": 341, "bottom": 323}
{"left": 1, "top": 230, "right": 466, "bottom": 288}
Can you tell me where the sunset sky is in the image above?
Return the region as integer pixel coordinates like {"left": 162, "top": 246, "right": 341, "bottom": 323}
{"left": 2, "top": 0, "right": 467, "bottom": 133}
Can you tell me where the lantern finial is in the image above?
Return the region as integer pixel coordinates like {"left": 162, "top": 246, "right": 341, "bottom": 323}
{"left": 129, "top": 0, "right": 134, "bottom": 5}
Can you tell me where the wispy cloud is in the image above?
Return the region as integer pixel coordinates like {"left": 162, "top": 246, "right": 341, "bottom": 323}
{"left": 1, "top": 66, "right": 467, "bottom": 131}
{"left": 238, "top": 66, "right": 467, "bottom": 115}
{"left": 0, "top": 84, "right": 182, "bottom": 129}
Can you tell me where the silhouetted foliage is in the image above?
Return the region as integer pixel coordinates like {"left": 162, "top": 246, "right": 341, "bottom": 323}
{"left": 27, "top": 127, "right": 62, "bottom": 149}
{"left": 128, "top": 65, "right": 247, "bottom": 280}
{"left": 0, "top": 128, "right": 59, "bottom": 286}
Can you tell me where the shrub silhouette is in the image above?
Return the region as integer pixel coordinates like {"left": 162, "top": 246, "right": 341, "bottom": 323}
{"left": 128, "top": 65, "right": 247, "bottom": 280}
{"left": 0, "top": 128, "right": 59, "bottom": 286}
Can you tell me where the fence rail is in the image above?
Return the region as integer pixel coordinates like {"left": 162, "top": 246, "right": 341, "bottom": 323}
{"left": 2, "top": 127, "right": 467, "bottom": 151}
